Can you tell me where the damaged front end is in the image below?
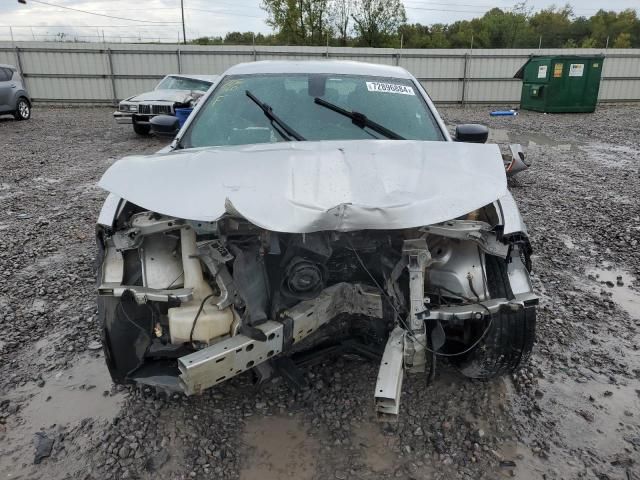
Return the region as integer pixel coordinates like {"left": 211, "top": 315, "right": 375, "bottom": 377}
{"left": 97, "top": 202, "right": 536, "bottom": 418}
{"left": 96, "top": 140, "right": 536, "bottom": 418}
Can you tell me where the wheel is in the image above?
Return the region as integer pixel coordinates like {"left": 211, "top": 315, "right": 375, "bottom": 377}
{"left": 133, "top": 123, "right": 151, "bottom": 135}
{"left": 456, "top": 304, "right": 536, "bottom": 379}
{"left": 13, "top": 97, "right": 31, "bottom": 120}
{"left": 454, "top": 252, "right": 536, "bottom": 380}
{"left": 97, "top": 239, "right": 151, "bottom": 384}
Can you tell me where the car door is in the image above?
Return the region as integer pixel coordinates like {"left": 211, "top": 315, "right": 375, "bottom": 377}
{"left": 0, "top": 67, "right": 15, "bottom": 112}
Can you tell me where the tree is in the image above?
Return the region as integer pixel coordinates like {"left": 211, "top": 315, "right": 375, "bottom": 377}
{"left": 330, "top": 0, "right": 353, "bottom": 46}
{"left": 398, "top": 23, "right": 432, "bottom": 48}
{"left": 249, "top": 1, "right": 640, "bottom": 48}
{"left": 428, "top": 24, "right": 450, "bottom": 48}
{"left": 351, "top": 0, "right": 406, "bottom": 47}
{"left": 580, "top": 37, "right": 597, "bottom": 48}
{"left": 224, "top": 32, "right": 255, "bottom": 45}
{"left": 261, "top": 0, "right": 330, "bottom": 45}
{"left": 566, "top": 16, "right": 591, "bottom": 47}
{"left": 529, "top": 4, "right": 573, "bottom": 48}
{"left": 588, "top": 9, "right": 639, "bottom": 47}
{"left": 191, "top": 36, "right": 223, "bottom": 45}
{"left": 613, "top": 32, "right": 632, "bottom": 48}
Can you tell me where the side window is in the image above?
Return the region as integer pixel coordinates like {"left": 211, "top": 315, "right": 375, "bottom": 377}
{"left": 0, "top": 68, "right": 12, "bottom": 82}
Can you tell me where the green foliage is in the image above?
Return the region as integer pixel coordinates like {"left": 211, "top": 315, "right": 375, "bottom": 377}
{"left": 261, "top": 0, "right": 332, "bottom": 44}
{"left": 613, "top": 32, "right": 632, "bottom": 48}
{"left": 351, "top": 0, "right": 406, "bottom": 47}
{"left": 580, "top": 37, "right": 598, "bottom": 48}
{"left": 529, "top": 5, "right": 574, "bottom": 47}
{"left": 191, "top": 36, "right": 223, "bottom": 45}
{"left": 213, "top": 2, "right": 640, "bottom": 48}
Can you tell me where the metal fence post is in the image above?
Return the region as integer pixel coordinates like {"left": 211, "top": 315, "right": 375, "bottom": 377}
{"left": 252, "top": 33, "right": 257, "bottom": 61}
{"left": 177, "top": 48, "right": 182, "bottom": 73}
{"left": 14, "top": 46, "right": 28, "bottom": 92}
{"left": 106, "top": 47, "right": 117, "bottom": 106}
{"left": 461, "top": 53, "right": 469, "bottom": 105}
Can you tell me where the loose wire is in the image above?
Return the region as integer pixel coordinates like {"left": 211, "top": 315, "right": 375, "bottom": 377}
{"left": 189, "top": 293, "right": 217, "bottom": 345}
{"left": 346, "top": 237, "right": 497, "bottom": 358}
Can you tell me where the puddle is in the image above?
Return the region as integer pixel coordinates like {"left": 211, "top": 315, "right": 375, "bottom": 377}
{"left": 503, "top": 373, "right": 640, "bottom": 479}
{"left": 240, "top": 415, "right": 318, "bottom": 480}
{"left": 539, "top": 377, "right": 640, "bottom": 456}
{"left": 489, "top": 128, "right": 579, "bottom": 151}
{"left": 15, "top": 355, "right": 121, "bottom": 428}
{"left": 498, "top": 440, "right": 566, "bottom": 480}
{"left": 588, "top": 267, "right": 640, "bottom": 319}
{"left": 0, "top": 353, "right": 123, "bottom": 478}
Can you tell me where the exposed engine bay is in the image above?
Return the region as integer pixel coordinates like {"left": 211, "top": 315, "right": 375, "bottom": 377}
{"left": 97, "top": 201, "right": 537, "bottom": 419}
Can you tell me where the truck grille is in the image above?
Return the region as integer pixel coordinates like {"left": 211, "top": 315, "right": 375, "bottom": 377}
{"left": 138, "top": 104, "right": 173, "bottom": 115}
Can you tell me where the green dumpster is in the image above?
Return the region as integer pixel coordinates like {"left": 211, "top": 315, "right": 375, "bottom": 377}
{"left": 514, "top": 55, "right": 604, "bottom": 113}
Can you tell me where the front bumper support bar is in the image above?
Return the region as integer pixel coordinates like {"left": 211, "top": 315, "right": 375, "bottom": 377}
{"left": 178, "top": 283, "right": 383, "bottom": 395}
{"left": 374, "top": 326, "right": 405, "bottom": 421}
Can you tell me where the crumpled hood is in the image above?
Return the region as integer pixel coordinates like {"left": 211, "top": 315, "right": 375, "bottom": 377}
{"left": 99, "top": 140, "right": 508, "bottom": 233}
{"left": 127, "top": 89, "right": 193, "bottom": 103}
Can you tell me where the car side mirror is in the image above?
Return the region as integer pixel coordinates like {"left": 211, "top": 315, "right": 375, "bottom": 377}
{"left": 455, "top": 124, "right": 489, "bottom": 143}
{"left": 150, "top": 115, "right": 180, "bottom": 137}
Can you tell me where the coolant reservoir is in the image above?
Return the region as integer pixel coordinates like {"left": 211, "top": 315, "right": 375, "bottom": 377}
{"left": 168, "top": 227, "right": 234, "bottom": 344}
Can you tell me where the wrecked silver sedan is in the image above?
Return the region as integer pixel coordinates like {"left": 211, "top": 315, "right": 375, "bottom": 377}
{"left": 97, "top": 61, "right": 537, "bottom": 418}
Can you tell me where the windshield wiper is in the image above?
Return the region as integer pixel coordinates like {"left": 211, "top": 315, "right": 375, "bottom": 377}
{"left": 245, "top": 90, "right": 305, "bottom": 141}
{"left": 314, "top": 97, "right": 405, "bottom": 140}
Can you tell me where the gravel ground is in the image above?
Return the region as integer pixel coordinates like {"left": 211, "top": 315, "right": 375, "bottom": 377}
{"left": 0, "top": 105, "right": 639, "bottom": 480}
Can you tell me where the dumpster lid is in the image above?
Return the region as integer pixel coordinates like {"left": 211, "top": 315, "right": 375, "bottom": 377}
{"left": 514, "top": 54, "right": 605, "bottom": 79}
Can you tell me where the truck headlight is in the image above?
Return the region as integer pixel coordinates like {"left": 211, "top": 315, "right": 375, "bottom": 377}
{"left": 129, "top": 105, "right": 138, "bottom": 112}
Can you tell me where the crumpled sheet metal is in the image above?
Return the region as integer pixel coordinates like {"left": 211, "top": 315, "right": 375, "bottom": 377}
{"left": 98, "top": 140, "right": 508, "bottom": 233}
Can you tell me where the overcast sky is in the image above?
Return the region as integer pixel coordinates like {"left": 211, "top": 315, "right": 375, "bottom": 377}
{"left": 0, "top": 0, "right": 637, "bottom": 43}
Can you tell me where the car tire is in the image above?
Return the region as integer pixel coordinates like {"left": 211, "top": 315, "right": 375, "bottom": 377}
{"left": 96, "top": 244, "right": 151, "bottom": 384}
{"left": 13, "top": 97, "right": 31, "bottom": 121}
{"left": 454, "top": 252, "right": 535, "bottom": 380}
{"left": 133, "top": 123, "right": 151, "bottom": 135}
{"left": 456, "top": 304, "right": 536, "bottom": 380}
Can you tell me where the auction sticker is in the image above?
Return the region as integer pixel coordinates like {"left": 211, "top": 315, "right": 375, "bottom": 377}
{"left": 366, "top": 82, "right": 415, "bottom": 95}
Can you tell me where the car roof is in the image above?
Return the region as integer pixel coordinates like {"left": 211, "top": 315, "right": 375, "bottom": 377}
{"left": 166, "top": 74, "right": 219, "bottom": 83}
{"left": 223, "top": 60, "right": 413, "bottom": 79}
{"left": 0, "top": 64, "right": 16, "bottom": 70}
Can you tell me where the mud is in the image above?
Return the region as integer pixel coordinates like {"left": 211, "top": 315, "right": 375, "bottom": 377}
{"left": 240, "top": 415, "right": 318, "bottom": 480}
{"left": 588, "top": 266, "right": 640, "bottom": 319}
{"left": 1, "top": 105, "right": 639, "bottom": 479}
{"left": 0, "top": 351, "right": 123, "bottom": 479}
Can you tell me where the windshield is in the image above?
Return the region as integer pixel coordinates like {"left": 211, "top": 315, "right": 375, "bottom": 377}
{"left": 181, "top": 74, "right": 444, "bottom": 148}
{"left": 156, "top": 76, "right": 212, "bottom": 92}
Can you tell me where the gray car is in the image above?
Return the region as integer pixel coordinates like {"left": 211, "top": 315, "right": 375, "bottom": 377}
{"left": 0, "top": 64, "right": 31, "bottom": 121}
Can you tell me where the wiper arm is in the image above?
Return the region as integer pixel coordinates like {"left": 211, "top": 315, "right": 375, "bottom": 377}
{"left": 245, "top": 90, "right": 305, "bottom": 141}
{"left": 314, "top": 97, "right": 405, "bottom": 140}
